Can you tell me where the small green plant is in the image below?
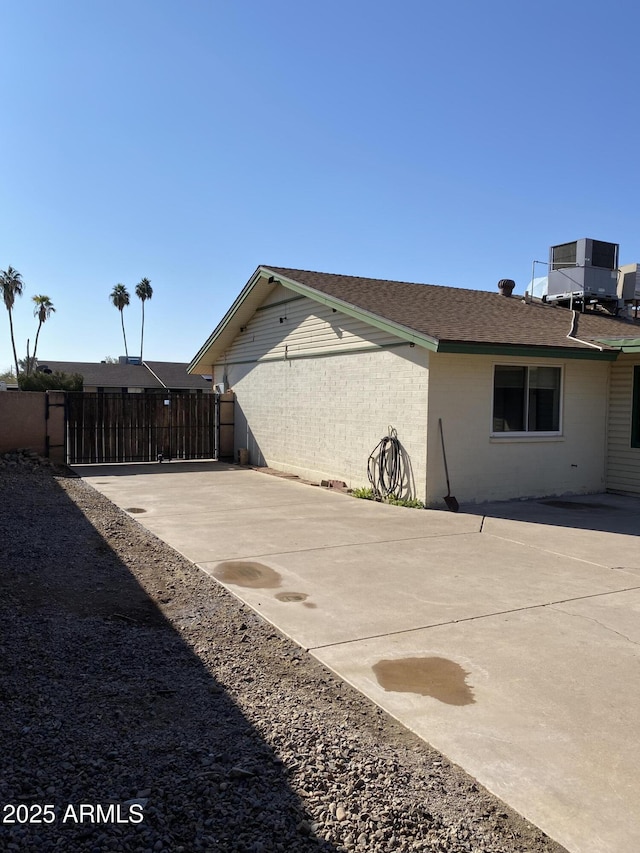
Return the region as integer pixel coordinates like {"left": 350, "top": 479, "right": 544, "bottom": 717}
{"left": 350, "top": 486, "right": 424, "bottom": 508}
{"left": 351, "top": 486, "right": 377, "bottom": 500}
{"left": 386, "top": 495, "right": 425, "bottom": 509}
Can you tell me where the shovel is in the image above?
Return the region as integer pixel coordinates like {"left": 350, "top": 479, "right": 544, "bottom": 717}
{"left": 438, "top": 419, "right": 459, "bottom": 512}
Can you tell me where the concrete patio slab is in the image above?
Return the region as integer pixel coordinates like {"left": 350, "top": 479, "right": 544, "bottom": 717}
{"left": 463, "top": 494, "right": 640, "bottom": 570}
{"left": 198, "top": 532, "right": 639, "bottom": 649}
{"left": 314, "top": 594, "right": 640, "bottom": 853}
{"left": 77, "top": 462, "right": 640, "bottom": 853}
{"left": 79, "top": 462, "right": 480, "bottom": 563}
{"left": 74, "top": 462, "right": 326, "bottom": 515}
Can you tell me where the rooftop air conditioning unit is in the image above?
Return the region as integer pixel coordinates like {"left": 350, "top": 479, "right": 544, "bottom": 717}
{"left": 618, "top": 263, "right": 640, "bottom": 301}
{"left": 546, "top": 238, "right": 619, "bottom": 306}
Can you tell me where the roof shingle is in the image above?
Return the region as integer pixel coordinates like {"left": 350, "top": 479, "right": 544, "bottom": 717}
{"left": 37, "top": 360, "right": 210, "bottom": 389}
{"left": 267, "top": 267, "right": 640, "bottom": 351}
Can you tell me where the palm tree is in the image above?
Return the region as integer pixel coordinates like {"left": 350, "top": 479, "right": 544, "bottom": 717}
{"left": 135, "top": 277, "right": 153, "bottom": 361}
{"left": 0, "top": 266, "right": 24, "bottom": 378}
{"left": 31, "top": 295, "right": 56, "bottom": 373}
{"left": 109, "top": 283, "right": 130, "bottom": 359}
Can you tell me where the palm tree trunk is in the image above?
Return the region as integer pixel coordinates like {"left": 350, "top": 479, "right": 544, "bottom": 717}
{"left": 8, "top": 309, "right": 19, "bottom": 378}
{"left": 120, "top": 310, "right": 129, "bottom": 359}
{"left": 140, "top": 301, "right": 145, "bottom": 362}
{"left": 32, "top": 322, "right": 43, "bottom": 371}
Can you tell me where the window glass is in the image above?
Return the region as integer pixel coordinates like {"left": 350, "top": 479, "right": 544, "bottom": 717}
{"left": 528, "top": 367, "right": 560, "bottom": 431}
{"left": 493, "top": 366, "right": 525, "bottom": 432}
{"left": 493, "top": 365, "right": 561, "bottom": 433}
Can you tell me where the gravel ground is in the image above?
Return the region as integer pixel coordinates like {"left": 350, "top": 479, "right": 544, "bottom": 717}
{"left": 0, "top": 455, "right": 568, "bottom": 853}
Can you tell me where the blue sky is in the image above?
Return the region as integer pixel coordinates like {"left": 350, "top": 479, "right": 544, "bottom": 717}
{"left": 1, "top": 0, "right": 639, "bottom": 370}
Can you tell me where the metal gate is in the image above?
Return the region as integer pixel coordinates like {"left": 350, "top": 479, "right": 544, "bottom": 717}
{"left": 66, "top": 391, "right": 219, "bottom": 464}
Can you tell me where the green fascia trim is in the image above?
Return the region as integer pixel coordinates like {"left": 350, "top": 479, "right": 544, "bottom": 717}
{"left": 436, "top": 341, "right": 618, "bottom": 361}
{"left": 594, "top": 337, "right": 640, "bottom": 347}
{"left": 594, "top": 337, "right": 640, "bottom": 353}
{"left": 265, "top": 269, "right": 440, "bottom": 352}
{"left": 191, "top": 265, "right": 623, "bottom": 372}
{"left": 188, "top": 267, "right": 267, "bottom": 372}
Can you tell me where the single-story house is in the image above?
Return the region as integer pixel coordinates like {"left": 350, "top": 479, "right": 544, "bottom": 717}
{"left": 188, "top": 266, "right": 640, "bottom": 505}
{"left": 37, "top": 360, "right": 213, "bottom": 394}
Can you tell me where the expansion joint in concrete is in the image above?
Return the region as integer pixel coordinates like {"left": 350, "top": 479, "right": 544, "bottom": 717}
{"left": 309, "top": 585, "right": 640, "bottom": 651}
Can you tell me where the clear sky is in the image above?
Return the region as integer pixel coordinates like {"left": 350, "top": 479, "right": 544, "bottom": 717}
{"left": 1, "top": 0, "right": 639, "bottom": 371}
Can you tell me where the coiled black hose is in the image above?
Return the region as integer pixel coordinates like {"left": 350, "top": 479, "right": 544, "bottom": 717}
{"left": 367, "top": 427, "right": 403, "bottom": 498}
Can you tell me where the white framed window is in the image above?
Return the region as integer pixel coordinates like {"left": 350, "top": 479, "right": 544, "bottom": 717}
{"left": 492, "top": 365, "right": 562, "bottom": 435}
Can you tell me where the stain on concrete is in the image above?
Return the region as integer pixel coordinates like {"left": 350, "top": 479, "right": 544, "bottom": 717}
{"left": 125, "top": 507, "right": 147, "bottom": 514}
{"left": 275, "top": 592, "right": 308, "bottom": 603}
{"left": 213, "top": 561, "right": 282, "bottom": 589}
{"left": 275, "top": 591, "right": 317, "bottom": 608}
{"left": 372, "top": 656, "right": 475, "bottom": 706}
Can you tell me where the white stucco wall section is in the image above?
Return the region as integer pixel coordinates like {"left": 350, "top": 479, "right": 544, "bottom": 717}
{"left": 426, "top": 353, "right": 610, "bottom": 505}
{"left": 214, "top": 296, "right": 429, "bottom": 498}
{"left": 606, "top": 354, "right": 640, "bottom": 495}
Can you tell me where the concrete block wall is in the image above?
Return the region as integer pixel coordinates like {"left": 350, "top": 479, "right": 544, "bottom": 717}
{"left": 0, "top": 391, "right": 66, "bottom": 463}
{"left": 225, "top": 345, "right": 429, "bottom": 500}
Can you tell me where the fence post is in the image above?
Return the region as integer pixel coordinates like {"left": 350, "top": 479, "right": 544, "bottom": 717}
{"left": 45, "top": 391, "right": 67, "bottom": 464}
{"left": 218, "top": 391, "right": 235, "bottom": 460}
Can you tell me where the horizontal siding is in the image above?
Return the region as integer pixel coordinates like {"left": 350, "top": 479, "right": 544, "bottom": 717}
{"left": 606, "top": 355, "right": 640, "bottom": 494}
{"left": 259, "top": 283, "right": 298, "bottom": 307}
{"left": 223, "top": 291, "right": 403, "bottom": 363}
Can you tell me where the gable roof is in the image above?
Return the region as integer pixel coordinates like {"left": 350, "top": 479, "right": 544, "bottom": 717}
{"left": 189, "top": 265, "right": 640, "bottom": 371}
{"left": 38, "top": 360, "right": 211, "bottom": 390}
{"left": 143, "top": 361, "right": 212, "bottom": 389}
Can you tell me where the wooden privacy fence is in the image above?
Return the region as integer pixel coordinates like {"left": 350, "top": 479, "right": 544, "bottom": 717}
{"left": 66, "top": 391, "right": 226, "bottom": 464}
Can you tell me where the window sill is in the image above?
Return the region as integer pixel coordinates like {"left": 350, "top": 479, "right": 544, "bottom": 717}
{"left": 490, "top": 433, "right": 564, "bottom": 443}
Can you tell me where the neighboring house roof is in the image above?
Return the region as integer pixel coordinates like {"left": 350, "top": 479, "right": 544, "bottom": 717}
{"left": 38, "top": 360, "right": 211, "bottom": 390}
{"left": 189, "top": 266, "right": 640, "bottom": 372}
{"left": 142, "top": 361, "right": 212, "bottom": 389}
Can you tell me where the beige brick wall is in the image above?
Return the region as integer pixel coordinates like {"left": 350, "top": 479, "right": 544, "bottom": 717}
{"left": 210, "top": 287, "right": 612, "bottom": 505}
{"left": 225, "top": 345, "right": 429, "bottom": 500}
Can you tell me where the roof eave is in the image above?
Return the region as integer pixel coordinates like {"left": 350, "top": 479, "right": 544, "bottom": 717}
{"left": 189, "top": 266, "right": 625, "bottom": 372}
{"left": 188, "top": 267, "right": 279, "bottom": 373}
{"left": 259, "top": 268, "right": 441, "bottom": 352}
{"left": 188, "top": 266, "right": 441, "bottom": 372}
{"left": 436, "top": 340, "right": 619, "bottom": 360}
{"left": 593, "top": 337, "right": 640, "bottom": 353}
